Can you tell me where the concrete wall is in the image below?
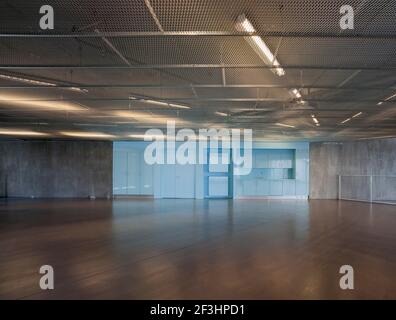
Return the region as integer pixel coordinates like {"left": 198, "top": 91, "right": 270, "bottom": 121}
{"left": 310, "top": 139, "right": 396, "bottom": 199}
{"left": 0, "top": 140, "right": 113, "bottom": 198}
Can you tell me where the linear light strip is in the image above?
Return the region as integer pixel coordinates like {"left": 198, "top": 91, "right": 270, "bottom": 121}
{"left": 235, "top": 14, "right": 285, "bottom": 77}
{"left": 0, "top": 73, "right": 88, "bottom": 93}
{"left": 378, "top": 92, "right": 396, "bottom": 105}
{"left": 0, "top": 129, "right": 47, "bottom": 136}
{"left": 129, "top": 95, "right": 191, "bottom": 109}
{"left": 60, "top": 131, "right": 114, "bottom": 138}
{"left": 0, "top": 74, "right": 56, "bottom": 87}
{"left": 276, "top": 123, "right": 295, "bottom": 128}
{"left": 340, "top": 112, "right": 363, "bottom": 124}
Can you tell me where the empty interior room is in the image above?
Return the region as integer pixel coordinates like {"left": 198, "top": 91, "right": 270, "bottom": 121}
{"left": 1, "top": 0, "right": 396, "bottom": 301}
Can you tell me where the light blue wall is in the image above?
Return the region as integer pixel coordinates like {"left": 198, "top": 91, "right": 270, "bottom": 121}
{"left": 113, "top": 141, "right": 204, "bottom": 199}
{"left": 113, "top": 141, "right": 309, "bottom": 199}
{"left": 234, "top": 142, "right": 309, "bottom": 198}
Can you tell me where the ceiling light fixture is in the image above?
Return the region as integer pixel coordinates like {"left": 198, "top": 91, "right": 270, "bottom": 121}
{"left": 0, "top": 74, "right": 88, "bottom": 93}
{"left": 215, "top": 111, "right": 228, "bottom": 117}
{"left": 128, "top": 133, "right": 165, "bottom": 140}
{"left": 291, "top": 88, "right": 302, "bottom": 99}
{"left": 311, "top": 114, "right": 320, "bottom": 127}
{"left": 340, "top": 118, "right": 351, "bottom": 124}
{"left": 113, "top": 110, "right": 187, "bottom": 125}
{"left": 377, "top": 92, "right": 396, "bottom": 106}
{"left": 290, "top": 88, "right": 306, "bottom": 104}
{"left": 0, "top": 74, "right": 56, "bottom": 87}
{"left": 235, "top": 14, "right": 285, "bottom": 77}
{"left": 69, "top": 87, "right": 89, "bottom": 93}
{"left": 129, "top": 95, "right": 191, "bottom": 109}
{"left": 60, "top": 131, "right": 115, "bottom": 139}
{"left": 340, "top": 112, "right": 363, "bottom": 124}
{"left": 0, "top": 129, "right": 47, "bottom": 136}
{"left": 0, "top": 93, "right": 86, "bottom": 111}
{"left": 168, "top": 103, "right": 190, "bottom": 109}
{"left": 275, "top": 123, "right": 296, "bottom": 128}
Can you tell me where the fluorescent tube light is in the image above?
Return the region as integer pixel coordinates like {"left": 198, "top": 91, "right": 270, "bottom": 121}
{"left": 341, "top": 112, "right": 363, "bottom": 124}
{"left": 0, "top": 93, "right": 86, "bottom": 111}
{"left": 0, "top": 74, "right": 56, "bottom": 87}
{"left": 129, "top": 133, "right": 165, "bottom": 140}
{"left": 378, "top": 92, "right": 396, "bottom": 105}
{"left": 341, "top": 118, "right": 351, "bottom": 124}
{"left": 235, "top": 14, "right": 285, "bottom": 77}
{"left": 113, "top": 110, "right": 188, "bottom": 125}
{"left": 275, "top": 123, "right": 295, "bottom": 128}
{"left": 60, "top": 131, "right": 114, "bottom": 139}
{"left": 168, "top": 103, "right": 191, "bottom": 109}
{"left": 384, "top": 92, "right": 396, "bottom": 101}
{"left": 129, "top": 95, "right": 191, "bottom": 109}
{"left": 0, "top": 74, "right": 88, "bottom": 93}
{"left": 215, "top": 111, "right": 228, "bottom": 117}
{"left": 145, "top": 99, "right": 169, "bottom": 107}
{"left": 289, "top": 89, "right": 305, "bottom": 104}
{"left": 311, "top": 114, "right": 320, "bottom": 126}
{"left": 69, "top": 87, "right": 89, "bottom": 93}
{"left": 291, "top": 89, "right": 302, "bottom": 99}
{"left": 0, "top": 129, "right": 47, "bottom": 136}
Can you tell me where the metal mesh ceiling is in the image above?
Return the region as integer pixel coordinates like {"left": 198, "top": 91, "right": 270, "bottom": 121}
{"left": 0, "top": 0, "right": 396, "bottom": 141}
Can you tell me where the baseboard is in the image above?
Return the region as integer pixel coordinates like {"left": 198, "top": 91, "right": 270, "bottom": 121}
{"left": 113, "top": 195, "right": 154, "bottom": 199}
{"left": 235, "top": 195, "right": 308, "bottom": 200}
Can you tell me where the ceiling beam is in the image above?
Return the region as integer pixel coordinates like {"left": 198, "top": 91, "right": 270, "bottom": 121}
{"left": 0, "top": 98, "right": 394, "bottom": 103}
{"left": 0, "top": 64, "right": 394, "bottom": 71}
{"left": 94, "top": 29, "right": 132, "bottom": 66}
{"left": 143, "top": 0, "right": 164, "bottom": 32}
{"left": 1, "top": 31, "right": 396, "bottom": 39}
{"left": 0, "top": 84, "right": 395, "bottom": 90}
{"left": 0, "top": 108, "right": 387, "bottom": 113}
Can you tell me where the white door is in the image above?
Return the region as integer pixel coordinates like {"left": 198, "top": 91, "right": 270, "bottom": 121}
{"left": 127, "top": 151, "right": 140, "bottom": 195}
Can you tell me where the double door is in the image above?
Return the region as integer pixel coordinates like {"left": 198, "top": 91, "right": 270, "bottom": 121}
{"left": 160, "top": 163, "right": 195, "bottom": 198}
{"left": 113, "top": 149, "right": 153, "bottom": 195}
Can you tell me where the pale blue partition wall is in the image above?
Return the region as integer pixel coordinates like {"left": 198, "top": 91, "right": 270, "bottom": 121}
{"left": 233, "top": 142, "right": 309, "bottom": 199}
{"left": 113, "top": 141, "right": 309, "bottom": 199}
{"left": 155, "top": 142, "right": 204, "bottom": 199}
{"left": 113, "top": 141, "right": 155, "bottom": 196}
{"left": 113, "top": 141, "right": 204, "bottom": 199}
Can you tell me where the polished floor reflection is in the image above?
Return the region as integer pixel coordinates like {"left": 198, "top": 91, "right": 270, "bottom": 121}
{"left": 1, "top": 198, "right": 396, "bottom": 299}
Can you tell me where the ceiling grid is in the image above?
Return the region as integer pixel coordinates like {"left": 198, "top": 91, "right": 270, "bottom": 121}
{"left": 0, "top": 0, "right": 395, "bottom": 140}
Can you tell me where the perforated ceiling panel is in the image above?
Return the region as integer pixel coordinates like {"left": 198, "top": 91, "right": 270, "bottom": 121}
{"left": 0, "top": 0, "right": 396, "bottom": 141}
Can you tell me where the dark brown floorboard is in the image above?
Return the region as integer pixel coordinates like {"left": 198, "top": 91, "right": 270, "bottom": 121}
{"left": 1, "top": 199, "right": 396, "bottom": 299}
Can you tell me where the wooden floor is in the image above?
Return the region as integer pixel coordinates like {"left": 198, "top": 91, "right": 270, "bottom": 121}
{"left": 1, "top": 198, "right": 396, "bottom": 300}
